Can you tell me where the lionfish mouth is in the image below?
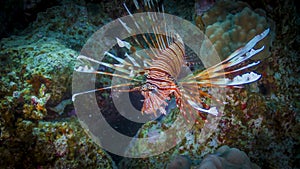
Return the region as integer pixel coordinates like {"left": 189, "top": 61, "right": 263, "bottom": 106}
{"left": 72, "top": 0, "right": 270, "bottom": 123}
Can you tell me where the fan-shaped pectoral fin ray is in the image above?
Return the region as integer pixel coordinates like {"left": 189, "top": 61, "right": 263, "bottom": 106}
{"left": 195, "top": 61, "right": 261, "bottom": 80}
{"left": 77, "top": 54, "right": 145, "bottom": 76}
{"left": 184, "top": 86, "right": 223, "bottom": 104}
{"left": 183, "top": 71, "right": 261, "bottom": 87}
{"left": 184, "top": 29, "right": 269, "bottom": 82}
{"left": 187, "top": 99, "right": 219, "bottom": 116}
{"left": 75, "top": 65, "right": 143, "bottom": 82}
{"left": 207, "top": 28, "right": 269, "bottom": 70}
{"left": 72, "top": 82, "right": 135, "bottom": 101}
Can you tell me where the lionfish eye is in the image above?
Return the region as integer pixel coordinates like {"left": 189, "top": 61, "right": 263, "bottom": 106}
{"left": 148, "top": 85, "right": 154, "bottom": 90}
{"left": 141, "top": 84, "right": 148, "bottom": 91}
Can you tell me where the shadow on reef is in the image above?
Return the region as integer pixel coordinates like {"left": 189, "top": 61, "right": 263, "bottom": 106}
{"left": 0, "top": 0, "right": 59, "bottom": 39}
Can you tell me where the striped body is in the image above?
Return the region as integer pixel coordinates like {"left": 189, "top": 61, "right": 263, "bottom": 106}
{"left": 142, "top": 39, "right": 185, "bottom": 116}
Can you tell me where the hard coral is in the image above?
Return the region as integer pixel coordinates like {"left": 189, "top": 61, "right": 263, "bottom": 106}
{"left": 201, "top": 0, "right": 274, "bottom": 60}
{"left": 197, "top": 145, "right": 260, "bottom": 169}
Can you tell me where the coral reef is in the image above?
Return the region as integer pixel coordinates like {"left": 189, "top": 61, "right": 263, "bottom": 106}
{"left": 0, "top": 118, "right": 116, "bottom": 168}
{"left": 118, "top": 108, "right": 220, "bottom": 168}
{"left": 0, "top": 38, "right": 77, "bottom": 122}
{"left": 197, "top": 145, "right": 260, "bottom": 169}
{"left": 200, "top": 0, "right": 274, "bottom": 60}
{"left": 0, "top": 0, "right": 118, "bottom": 168}
{"left": 0, "top": 0, "right": 298, "bottom": 168}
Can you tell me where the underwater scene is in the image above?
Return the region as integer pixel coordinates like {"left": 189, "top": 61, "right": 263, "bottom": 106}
{"left": 0, "top": 0, "right": 299, "bottom": 168}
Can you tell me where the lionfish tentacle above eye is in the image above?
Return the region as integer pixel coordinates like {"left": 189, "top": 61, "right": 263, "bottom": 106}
{"left": 72, "top": 0, "right": 270, "bottom": 122}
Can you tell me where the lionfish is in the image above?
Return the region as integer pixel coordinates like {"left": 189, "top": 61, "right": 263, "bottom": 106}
{"left": 72, "top": 0, "right": 269, "bottom": 123}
